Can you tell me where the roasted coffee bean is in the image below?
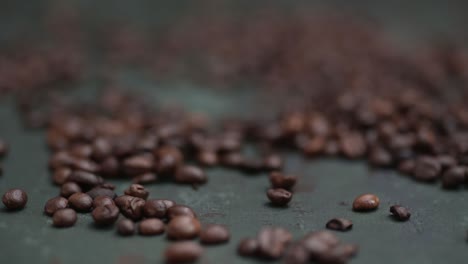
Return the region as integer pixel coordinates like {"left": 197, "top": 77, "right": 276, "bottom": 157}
{"left": 68, "top": 192, "right": 93, "bottom": 212}
{"left": 326, "top": 218, "right": 353, "bottom": 231}
{"left": 91, "top": 138, "right": 113, "bottom": 161}
{"left": 389, "top": 205, "right": 411, "bottom": 221}
{"left": 339, "top": 132, "right": 366, "bottom": 159}
{"left": 283, "top": 243, "right": 309, "bottom": 264}
{"left": 124, "top": 184, "right": 149, "bottom": 199}
{"left": 437, "top": 155, "right": 457, "bottom": 170}
{"left": 44, "top": 197, "right": 69, "bottom": 216}
{"left": 123, "top": 154, "right": 154, "bottom": 176}
{"left": 164, "top": 241, "right": 203, "bottom": 264}
{"left": 263, "top": 154, "right": 283, "bottom": 171}
{"left": 2, "top": 189, "right": 28, "bottom": 210}
{"left": 49, "top": 151, "right": 74, "bottom": 169}
{"left": 257, "top": 226, "right": 292, "bottom": 259}
{"left": 93, "top": 196, "right": 115, "bottom": 208}
{"left": 133, "top": 172, "right": 157, "bottom": 184}
{"left": 92, "top": 204, "right": 120, "bottom": 226}
{"left": 301, "top": 231, "right": 340, "bottom": 259}
{"left": 86, "top": 187, "right": 116, "bottom": 199}
{"left": 441, "top": 166, "right": 465, "bottom": 189}
{"left": 69, "top": 143, "right": 93, "bottom": 158}
{"left": 70, "top": 158, "right": 99, "bottom": 173}
{"left": 99, "top": 157, "right": 120, "bottom": 177}
{"left": 60, "top": 182, "right": 82, "bottom": 198}
{"left": 167, "top": 205, "right": 196, "bottom": 219}
{"left": 241, "top": 159, "right": 265, "bottom": 174}
{"left": 316, "top": 243, "right": 359, "bottom": 264}
{"left": 52, "top": 208, "right": 77, "bottom": 228}
{"left": 67, "top": 170, "right": 103, "bottom": 187}
{"left": 398, "top": 159, "right": 415, "bottom": 175}
{"left": 267, "top": 188, "right": 293, "bottom": 206}
{"left": 221, "top": 152, "right": 244, "bottom": 168}
{"left": 52, "top": 167, "right": 72, "bottom": 185}
{"left": 174, "top": 165, "right": 207, "bottom": 184}
{"left": 369, "top": 147, "right": 393, "bottom": 167}
{"left": 138, "top": 218, "right": 165, "bottom": 236}
{"left": 200, "top": 224, "right": 230, "bottom": 244}
{"left": 114, "top": 195, "right": 146, "bottom": 220}
{"left": 197, "top": 150, "right": 218, "bottom": 167}
{"left": 413, "top": 156, "right": 441, "bottom": 182}
{"left": 352, "top": 194, "right": 380, "bottom": 212}
{"left": 143, "top": 199, "right": 176, "bottom": 218}
{"left": 135, "top": 134, "right": 158, "bottom": 152}
{"left": 167, "top": 216, "right": 201, "bottom": 240}
{"left": 269, "top": 172, "right": 297, "bottom": 190}
{"left": 324, "top": 140, "right": 340, "bottom": 156}
{"left": 154, "top": 146, "right": 183, "bottom": 174}
{"left": 238, "top": 238, "right": 259, "bottom": 256}
{"left": 100, "top": 183, "right": 116, "bottom": 190}
{"left": 117, "top": 218, "right": 135, "bottom": 236}
{"left": 0, "top": 140, "right": 8, "bottom": 158}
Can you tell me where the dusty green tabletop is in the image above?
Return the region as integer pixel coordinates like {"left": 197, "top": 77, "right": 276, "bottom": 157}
{"left": 1, "top": 1, "right": 468, "bottom": 263}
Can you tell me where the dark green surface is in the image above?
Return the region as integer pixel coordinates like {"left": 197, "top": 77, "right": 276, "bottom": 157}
{"left": 1, "top": 1, "right": 468, "bottom": 264}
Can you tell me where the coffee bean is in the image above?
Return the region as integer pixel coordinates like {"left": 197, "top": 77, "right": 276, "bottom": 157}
{"left": 124, "top": 184, "right": 149, "bottom": 199}
{"left": 44, "top": 197, "right": 69, "bottom": 216}
{"left": 257, "top": 226, "right": 292, "bottom": 259}
{"left": 263, "top": 154, "right": 283, "bottom": 171}
{"left": 301, "top": 231, "right": 340, "bottom": 259}
{"left": 174, "top": 165, "right": 207, "bottom": 184}
{"left": 413, "top": 156, "right": 441, "bottom": 182}
{"left": 123, "top": 154, "right": 154, "bottom": 176}
{"left": 0, "top": 140, "right": 8, "bottom": 158}
{"left": 70, "top": 158, "right": 100, "bottom": 173}
{"left": 269, "top": 172, "right": 297, "bottom": 190}
{"left": 441, "top": 166, "right": 466, "bottom": 189}
{"left": 398, "top": 159, "right": 415, "bottom": 175}
{"left": 164, "top": 241, "right": 203, "bottom": 264}
{"left": 67, "top": 170, "right": 103, "bottom": 187}
{"left": 2, "top": 189, "right": 28, "bottom": 210}
{"left": 200, "top": 224, "right": 230, "bottom": 244}
{"left": 241, "top": 159, "right": 265, "bottom": 174}
{"left": 221, "top": 152, "right": 244, "bottom": 168}
{"left": 99, "top": 157, "right": 120, "bottom": 177}
{"left": 91, "top": 137, "right": 113, "bottom": 161}
{"left": 49, "top": 151, "right": 74, "bottom": 170}
{"left": 339, "top": 132, "right": 366, "bottom": 159}
{"left": 197, "top": 150, "right": 218, "bottom": 167}
{"left": 52, "top": 208, "right": 77, "bottom": 228}
{"left": 69, "top": 143, "right": 93, "bottom": 159}
{"left": 369, "top": 146, "right": 393, "bottom": 167}
{"left": 132, "top": 172, "right": 157, "bottom": 184}
{"left": 167, "top": 216, "right": 201, "bottom": 240}
{"left": 86, "top": 187, "right": 116, "bottom": 199}
{"left": 68, "top": 192, "right": 93, "bottom": 212}
{"left": 283, "top": 243, "right": 309, "bottom": 264}
{"left": 143, "top": 199, "right": 175, "bottom": 218}
{"left": 52, "top": 167, "right": 72, "bottom": 185}
{"left": 352, "top": 194, "right": 379, "bottom": 212}
{"left": 138, "top": 218, "right": 165, "bottom": 236}
{"left": 167, "top": 205, "right": 196, "bottom": 219}
{"left": 325, "top": 218, "right": 353, "bottom": 231}
{"left": 117, "top": 218, "right": 135, "bottom": 236}
{"left": 60, "top": 182, "right": 82, "bottom": 198}
{"left": 437, "top": 155, "right": 457, "bottom": 170}
{"left": 267, "top": 188, "right": 293, "bottom": 206}
{"left": 389, "top": 205, "right": 411, "bottom": 221}
{"left": 238, "top": 238, "right": 259, "bottom": 257}
{"left": 92, "top": 204, "right": 120, "bottom": 226}
{"left": 114, "top": 195, "right": 146, "bottom": 220}
{"left": 93, "top": 196, "right": 115, "bottom": 208}
{"left": 154, "top": 146, "right": 183, "bottom": 174}
{"left": 316, "top": 243, "right": 359, "bottom": 264}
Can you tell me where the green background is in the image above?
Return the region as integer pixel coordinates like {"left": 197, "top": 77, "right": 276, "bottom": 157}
{"left": 1, "top": 1, "right": 468, "bottom": 263}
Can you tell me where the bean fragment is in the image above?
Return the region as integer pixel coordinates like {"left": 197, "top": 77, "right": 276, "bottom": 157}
{"left": 389, "top": 205, "right": 411, "bottom": 221}
{"left": 326, "top": 218, "right": 353, "bottom": 231}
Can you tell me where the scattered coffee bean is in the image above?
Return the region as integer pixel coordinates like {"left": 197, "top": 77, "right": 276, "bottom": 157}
{"left": 139, "top": 218, "right": 165, "bottom": 236}
{"left": 238, "top": 238, "right": 259, "bottom": 257}
{"left": 174, "top": 165, "right": 207, "bottom": 184}
{"left": 269, "top": 172, "right": 297, "bottom": 190}
{"left": 389, "top": 205, "right": 411, "bottom": 221}
{"left": 44, "top": 197, "right": 69, "bottom": 216}
{"left": 267, "top": 188, "right": 293, "bottom": 206}
{"left": 143, "top": 199, "right": 175, "bottom": 218}
{"left": 326, "top": 218, "right": 353, "bottom": 231}
{"left": 124, "top": 184, "right": 149, "bottom": 199}
{"left": 68, "top": 192, "right": 93, "bottom": 212}
{"left": 164, "top": 241, "right": 203, "bottom": 264}
{"left": 2, "top": 189, "right": 28, "bottom": 210}
{"left": 60, "top": 182, "right": 82, "bottom": 198}
{"left": 257, "top": 226, "right": 292, "bottom": 259}
{"left": 200, "top": 224, "right": 230, "bottom": 244}
{"left": 263, "top": 154, "right": 283, "bottom": 171}
{"left": 441, "top": 166, "right": 465, "bottom": 189}
{"left": 167, "top": 205, "right": 196, "bottom": 219}
{"left": 52, "top": 208, "right": 77, "bottom": 228}
{"left": 93, "top": 196, "right": 115, "bottom": 208}
{"left": 114, "top": 195, "right": 146, "bottom": 220}
{"left": 352, "top": 194, "right": 380, "bottom": 212}
{"left": 167, "top": 216, "right": 201, "bottom": 240}
{"left": 52, "top": 167, "right": 72, "bottom": 185}
{"left": 92, "top": 204, "right": 120, "bottom": 226}
{"left": 117, "top": 218, "right": 135, "bottom": 236}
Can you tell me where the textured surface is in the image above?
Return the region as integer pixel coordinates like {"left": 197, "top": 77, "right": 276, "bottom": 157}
{"left": 1, "top": 1, "right": 468, "bottom": 264}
